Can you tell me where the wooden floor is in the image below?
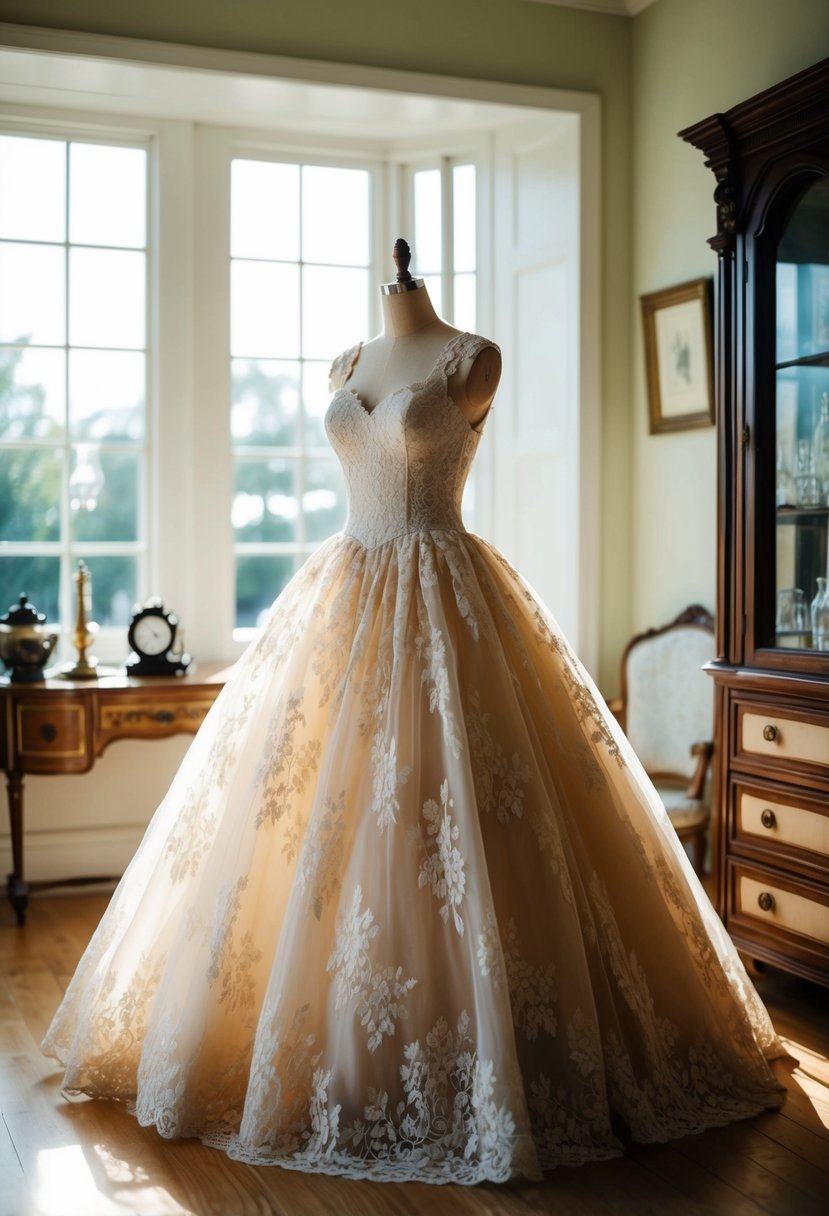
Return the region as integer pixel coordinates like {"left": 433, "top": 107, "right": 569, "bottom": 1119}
{"left": 1, "top": 893, "right": 828, "bottom": 1216}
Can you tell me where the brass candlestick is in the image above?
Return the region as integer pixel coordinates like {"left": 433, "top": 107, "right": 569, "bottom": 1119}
{"left": 60, "top": 560, "right": 99, "bottom": 680}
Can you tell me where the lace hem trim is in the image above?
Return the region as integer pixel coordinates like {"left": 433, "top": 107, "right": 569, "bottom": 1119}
{"left": 51, "top": 1081, "right": 784, "bottom": 1186}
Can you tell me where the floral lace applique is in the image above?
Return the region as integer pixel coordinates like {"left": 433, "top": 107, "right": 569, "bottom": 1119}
{"left": 255, "top": 691, "right": 321, "bottom": 837}
{"left": 339, "top": 1010, "right": 518, "bottom": 1179}
{"left": 415, "top": 624, "right": 463, "bottom": 758}
{"left": 476, "top": 912, "right": 504, "bottom": 990}
{"left": 206, "top": 877, "right": 263, "bottom": 1012}
{"left": 327, "top": 886, "right": 417, "bottom": 1053}
{"left": 370, "top": 733, "right": 412, "bottom": 832}
{"left": 297, "top": 789, "right": 346, "bottom": 920}
{"left": 502, "top": 919, "right": 557, "bottom": 1041}
{"left": 417, "top": 780, "right": 466, "bottom": 935}
{"left": 466, "top": 687, "right": 532, "bottom": 823}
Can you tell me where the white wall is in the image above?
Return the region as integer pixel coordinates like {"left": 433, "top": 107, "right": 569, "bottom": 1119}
{"left": 630, "top": 0, "right": 829, "bottom": 634}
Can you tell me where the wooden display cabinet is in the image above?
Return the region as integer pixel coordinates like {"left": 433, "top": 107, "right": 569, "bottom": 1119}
{"left": 681, "top": 59, "right": 829, "bottom": 986}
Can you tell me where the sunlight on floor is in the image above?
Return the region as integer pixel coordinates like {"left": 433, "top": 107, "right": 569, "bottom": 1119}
{"left": 782, "top": 1036, "right": 829, "bottom": 1130}
{"left": 33, "top": 1144, "right": 188, "bottom": 1216}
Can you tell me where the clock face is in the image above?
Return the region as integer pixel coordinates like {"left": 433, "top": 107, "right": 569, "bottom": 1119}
{"left": 132, "top": 613, "right": 174, "bottom": 657}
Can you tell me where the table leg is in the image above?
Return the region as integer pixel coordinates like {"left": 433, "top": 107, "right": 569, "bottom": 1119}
{"left": 5, "top": 770, "right": 28, "bottom": 926}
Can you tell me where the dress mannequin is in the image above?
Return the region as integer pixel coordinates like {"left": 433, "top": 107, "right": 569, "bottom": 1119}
{"left": 345, "top": 239, "right": 501, "bottom": 430}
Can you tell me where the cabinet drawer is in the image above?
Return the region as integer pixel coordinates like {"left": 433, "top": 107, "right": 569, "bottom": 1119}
{"left": 734, "top": 782, "right": 829, "bottom": 870}
{"left": 15, "top": 700, "right": 89, "bottom": 771}
{"left": 733, "top": 866, "right": 829, "bottom": 948}
{"left": 736, "top": 702, "right": 829, "bottom": 779}
{"left": 97, "top": 697, "right": 215, "bottom": 749}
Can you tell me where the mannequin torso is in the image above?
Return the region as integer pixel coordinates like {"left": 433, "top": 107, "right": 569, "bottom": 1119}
{"left": 344, "top": 285, "right": 501, "bottom": 430}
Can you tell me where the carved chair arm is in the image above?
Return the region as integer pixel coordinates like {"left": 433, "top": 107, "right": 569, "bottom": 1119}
{"left": 606, "top": 697, "right": 624, "bottom": 727}
{"left": 686, "top": 740, "right": 714, "bottom": 801}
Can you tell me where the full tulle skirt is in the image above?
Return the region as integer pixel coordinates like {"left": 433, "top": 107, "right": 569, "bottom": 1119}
{"left": 42, "top": 529, "right": 785, "bottom": 1185}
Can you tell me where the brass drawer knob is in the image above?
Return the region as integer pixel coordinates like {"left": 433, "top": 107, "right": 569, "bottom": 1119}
{"left": 762, "top": 724, "right": 778, "bottom": 743}
{"left": 760, "top": 808, "right": 776, "bottom": 829}
{"left": 39, "top": 723, "right": 58, "bottom": 743}
{"left": 757, "top": 891, "right": 775, "bottom": 912}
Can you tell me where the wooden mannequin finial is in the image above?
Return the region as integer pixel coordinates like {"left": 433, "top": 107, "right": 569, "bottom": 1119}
{"left": 393, "top": 238, "right": 413, "bottom": 285}
{"left": 381, "top": 237, "right": 424, "bottom": 295}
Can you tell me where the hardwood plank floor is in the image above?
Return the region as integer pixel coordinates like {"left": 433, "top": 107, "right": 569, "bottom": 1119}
{"left": 1, "top": 893, "right": 827, "bottom": 1216}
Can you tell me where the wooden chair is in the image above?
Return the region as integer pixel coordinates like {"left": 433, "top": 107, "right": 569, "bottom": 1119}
{"left": 608, "top": 605, "right": 715, "bottom": 875}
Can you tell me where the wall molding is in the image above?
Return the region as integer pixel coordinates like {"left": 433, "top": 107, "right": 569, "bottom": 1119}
{"left": 524, "top": 0, "right": 658, "bottom": 15}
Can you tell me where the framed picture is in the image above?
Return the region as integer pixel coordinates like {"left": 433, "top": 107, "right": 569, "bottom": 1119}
{"left": 641, "top": 277, "right": 714, "bottom": 434}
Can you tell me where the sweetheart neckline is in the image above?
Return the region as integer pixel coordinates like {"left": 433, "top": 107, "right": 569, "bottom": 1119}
{"left": 341, "top": 330, "right": 472, "bottom": 416}
{"left": 336, "top": 331, "right": 486, "bottom": 434}
{"left": 337, "top": 384, "right": 485, "bottom": 437}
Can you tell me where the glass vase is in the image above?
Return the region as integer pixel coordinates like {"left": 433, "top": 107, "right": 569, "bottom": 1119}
{"left": 812, "top": 576, "right": 829, "bottom": 652}
{"left": 814, "top": 393, "right": 829, "bottom": 502}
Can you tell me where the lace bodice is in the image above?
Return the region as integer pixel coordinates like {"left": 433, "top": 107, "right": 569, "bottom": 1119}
{"left": 325, "top": 332, "right": 496, "bottom": 550}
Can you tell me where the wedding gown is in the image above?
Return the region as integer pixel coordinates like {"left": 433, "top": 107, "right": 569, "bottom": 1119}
{"left": 43, "top": 331, "right": 785, "bottom": 1185}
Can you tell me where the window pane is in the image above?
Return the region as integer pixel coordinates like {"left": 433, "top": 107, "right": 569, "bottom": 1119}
{"left": 231, "top": 260, "right": 299, "bottom": 359}
{"left": 414, "top": 168, "right": 441, "bottom": 274}
{"left": 233, "top": 457, "right": 298, "bottom": 543}
{"left": 0, "top": 556, "right": 60, "bottom": 624}
{"left": 302, "top": 166, "right": 370, "bottom": 266}
{"left": 69, "top": 248, "right": 146, "bottom": 349}
{"left": 0, "top": 243, "right": 66, "bottom": 345}
{"left": 304, "top": 460, "right": 346, "bottom": 541}
{"left": 0, "top": 135, "right": 65, "bottom": 243}
{"left": 0, "top": 447, "right": 62, "bottom": 541}
{"left": 302, "top": 265, "right": 368, "bottom": 360}
{"left": 453, "top": 273, "right": 476, "bottom": 333}
{"left": 81, "top": 555, "right": 136, "bottom": 627}
{"left": 303, "top": 360, "right": 333, "bottom": 446}
{"left": 69, "top": 143, "right": 146, "bottom": 249}
{"left": 71, "top": 450, "right": 140, "bottom": 542}
{"left": 231, "top": 359, "right": 299, "bottom": 447}
{"left": 0, "top": 346, "right": 65, "bottom": 441}
{"left": 231, "top": 160, "right": 299, "bottom": 262}
{"left": 69, "top": 349, "right": 145, "bottom": 442}
{"left": 453, "top": 164, "right": 476, "bottom": 273}
{"left": 236, "top": 553, "right": 294, "bottom": 628}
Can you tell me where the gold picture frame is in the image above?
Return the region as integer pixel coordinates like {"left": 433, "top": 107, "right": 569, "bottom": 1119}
{"left": 641, "top": 277, "right": 714, "bottom": 434}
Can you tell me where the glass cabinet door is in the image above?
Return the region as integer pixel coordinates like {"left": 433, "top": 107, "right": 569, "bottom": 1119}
{"left": 774, "top": 176, "right": 829, "bottom": 652}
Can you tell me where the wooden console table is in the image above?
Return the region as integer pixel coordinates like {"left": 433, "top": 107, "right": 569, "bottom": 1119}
{"left": 0, "top": 662, "right": 229, "bottom": 926}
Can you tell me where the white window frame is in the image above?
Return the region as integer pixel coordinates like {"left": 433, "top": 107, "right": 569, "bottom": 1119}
{"left": 0, "top": 109, "right": 494, "bottom": 664}
{"left": 0, "top": 109, "right": 162, "bottom": 664}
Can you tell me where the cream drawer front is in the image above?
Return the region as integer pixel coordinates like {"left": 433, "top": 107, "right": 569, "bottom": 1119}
{"left": 739, "top": 791, "right": 829, "bottom": 857}
{"left": 742, "top": 711, "right": 829, "bottom": 769}
{"left": 739, "top": 876, "right": 829, "bottom": 945}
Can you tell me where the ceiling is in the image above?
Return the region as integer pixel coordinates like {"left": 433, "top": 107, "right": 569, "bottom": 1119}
{"left": 0, "top": 43, "right": 564, "bottom": 146}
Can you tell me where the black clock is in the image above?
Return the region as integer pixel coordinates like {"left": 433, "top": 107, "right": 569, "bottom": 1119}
{"left": 125, "top": 599, "right": 191, "bottom": 676}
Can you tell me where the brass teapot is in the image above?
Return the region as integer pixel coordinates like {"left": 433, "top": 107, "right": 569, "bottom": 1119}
{"left": 0, "top": 594, "right": 59, "bottom": 683}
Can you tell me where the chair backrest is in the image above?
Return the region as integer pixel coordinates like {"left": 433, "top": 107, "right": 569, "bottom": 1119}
{"left": 621, "top": 606, "right": 715, "bottom": 781}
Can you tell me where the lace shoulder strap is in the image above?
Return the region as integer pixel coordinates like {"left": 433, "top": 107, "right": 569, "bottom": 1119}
{"left": 438, "top": 332, "right": 501, "bottom": 379}
{"left": 328, "top": 342, "right": 363, "bottom": 391}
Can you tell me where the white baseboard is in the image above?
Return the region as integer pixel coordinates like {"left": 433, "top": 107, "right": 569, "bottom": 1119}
{"left": 0, "top": 824, "right": 142, "bottom": 885}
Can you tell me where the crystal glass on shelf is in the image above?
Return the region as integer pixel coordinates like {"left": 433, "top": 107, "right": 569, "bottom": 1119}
{"left": 794, "top": 438, "right": 821, "bottom": 507}
{"left": 775, "top": 443, "right": 795, "bottom": 507}
{"left": 776, "top": 587, "right": 811, "bottom": 647}
{"left": 812, "top": 577, "right": 829, "bottom": 651}
{"left": 814, "top": 392, "right": 829, "bottom": 501}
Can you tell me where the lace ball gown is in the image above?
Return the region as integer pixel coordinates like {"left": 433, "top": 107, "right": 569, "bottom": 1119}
{"left": 42, "top": 331, "right": 785, "bottom": 1185}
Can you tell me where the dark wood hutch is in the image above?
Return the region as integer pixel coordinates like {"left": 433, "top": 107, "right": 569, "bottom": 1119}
{"left": 681, "top": 60, "right": 829, "bottom": 986}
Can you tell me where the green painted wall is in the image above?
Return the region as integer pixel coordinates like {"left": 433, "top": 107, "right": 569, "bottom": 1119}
{"left": 3, "top": 0, "right": 634, "bottom": 687}
{"left": 630, "top": 0, "right": 829, "bottom": 641}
